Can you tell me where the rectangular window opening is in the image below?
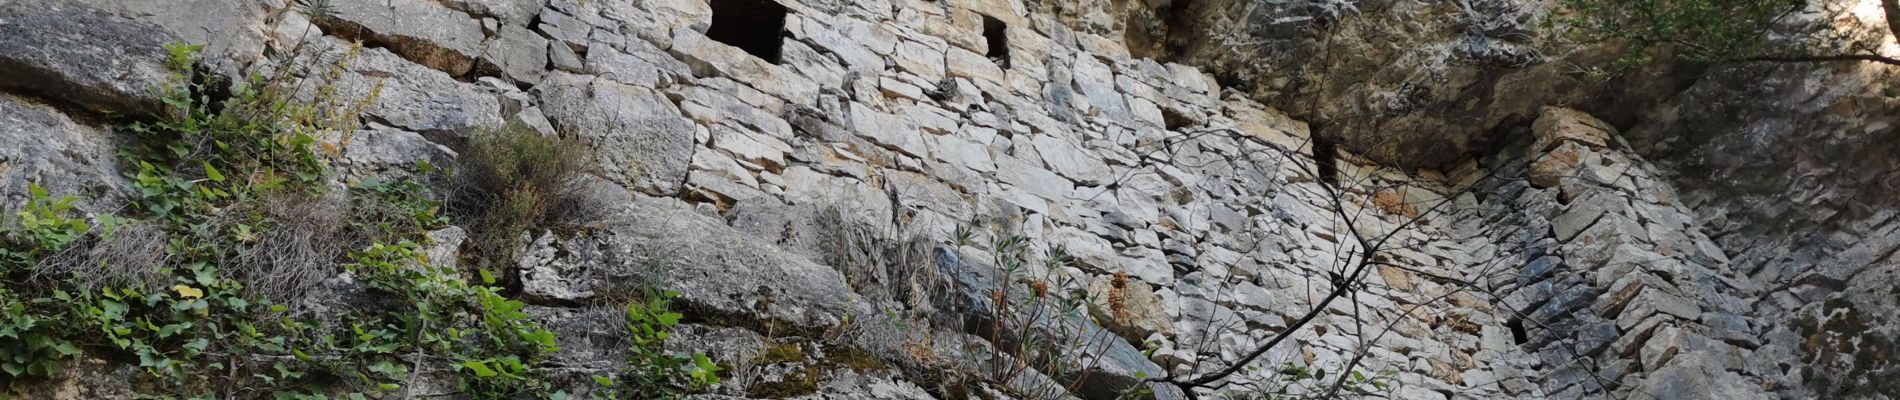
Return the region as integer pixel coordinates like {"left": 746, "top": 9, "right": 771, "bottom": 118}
{"left": 708, "top": 0, "right": 788, "bottom": 63}
{"left": 983, "top": 15, "right": 1010, "bottom": 69}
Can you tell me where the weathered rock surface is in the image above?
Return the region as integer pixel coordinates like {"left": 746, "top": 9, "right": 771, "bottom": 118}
{"left": 535, "top": 73, "right": 697, "bottom": 195}
{"left": 0, "top": 3, "right": 177, "bottom": 115}
{"left": 0, "top": 94, "right": 128, "bottom": 213}
{"left": 519, "top": 197, "right": 855, "bottom": 330}
{"left": 2, "top": 0, "right": 1896, "bottom": 398}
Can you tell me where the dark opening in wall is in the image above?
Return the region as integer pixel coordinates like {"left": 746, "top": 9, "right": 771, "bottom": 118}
{"left": 1161, "top": 108, "right": 1196, "bottom": 131}
{"left": 1124, "top": 0, "right": 1199, "bottom": 61}
{"left": 982, "top": 15, "right": 1010, "bottom": 68}
{"left": 1507, "top": 318, "right": 1528, "bottom": 345}
{"left": 1312, "top": 136, "right": 1339, "bottom": 186}
{"left": 707, "top": 0, "right": 787, "bottom": 63}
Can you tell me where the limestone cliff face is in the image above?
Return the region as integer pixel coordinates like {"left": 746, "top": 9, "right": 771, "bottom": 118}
{"left": 1041, "top": 0, "right": 1649, "bottom": 169}
{"left": 0, "top": 0, "right": 1895, "bottom": 399}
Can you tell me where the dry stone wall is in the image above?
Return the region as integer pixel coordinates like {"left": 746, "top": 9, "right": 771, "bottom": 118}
{"left": 0, "top": 0, "right": 1878, "bottom": 398}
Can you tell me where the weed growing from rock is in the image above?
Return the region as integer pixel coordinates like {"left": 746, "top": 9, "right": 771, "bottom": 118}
{"left": 447, "top": 124, "right": 594, "bottom": 290}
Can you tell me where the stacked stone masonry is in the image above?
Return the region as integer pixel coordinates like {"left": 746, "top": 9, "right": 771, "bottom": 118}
{"left": 2, "top": 0, "right": 1892, "bottom": 398}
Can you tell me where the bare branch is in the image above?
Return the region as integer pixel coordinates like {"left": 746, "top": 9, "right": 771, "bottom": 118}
{"left": 1739, "top": 53, "right": 1900, "bottom": 66}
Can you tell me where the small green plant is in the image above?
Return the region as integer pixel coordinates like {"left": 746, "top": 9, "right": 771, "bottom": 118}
{"left": 591, "top": 287, "right": 720, "bottom": 399}
{"left": 343, "top": 240, "right": 560, "bottom": 398}
{"left": 0, "top": 288, "right": 82, "bottom": 382}
{"left": 941, "top": 223, "right": 1122, "bottom": 400}
{"left": 0, "top": 183, "right": 94, "bottom": 271}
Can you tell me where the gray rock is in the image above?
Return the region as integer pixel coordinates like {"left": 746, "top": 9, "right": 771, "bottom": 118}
{"left": 478, "top": 24, "right": 550, "bottom": 84}
{"left": 848, "top": 102, "right": 927, "bottom": 157}
{"left": 0, "top": 2, "right": 176, "bottom": 114}
{"left": 1527, "top": 284, "right": 1602, "bottom": 324}
{"left": 526, "top": 198, "right": 856, "bottom": 330}
{"left": 535, "top": 73, "right": 696, "bottom": 195}
{"left": 1032, "top": 134, "right": 1111, "bottom": 185}
{"left": 0, "top": 94, "right": 128, "bottom": 214}
{"left": 517, "top": 230, "right": 597, "bottom": 303}
{"left": 1634, "top": 352, "right": 1770, "bottom": 400}
{"left": 443, "top": 0, "right": 547, "bottom": 26}
{"left": 1517, "top": 255, "right": 1561, "bottom": 286}
{"left": 994, "top": 154, "right": 1076, "bottom": 202}
{"left": 318, "top": 0, "right": 486, "bottom": 75}
{"left": 315, "top": 43, "right": 505, "bottom": 135}
{"left": 331, "top": 124, "right": 457, "bottom": 176}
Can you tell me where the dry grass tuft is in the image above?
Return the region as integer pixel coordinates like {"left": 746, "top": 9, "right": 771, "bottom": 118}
{"left": 231, "top": 191, "right": 353, "bottom": 302}
{"left": 816, "top": 206, "right": 943, "bottom": 310}
{"left": 35, "top": 221, "right": 172, "bottom": 293}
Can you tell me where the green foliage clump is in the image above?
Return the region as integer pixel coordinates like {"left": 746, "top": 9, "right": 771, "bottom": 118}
{"left": 449, "top": 124, "right": 593, "bottom": 288}
{"left": 0, "top": 287, "right": 82, "bottom": 381}
{"left": 0, "top": 39, "right": 713, "bottom": 400}
{"left": 338, "top": 241, "right": 558, "bottom": 398}
{"left": 1550, "top": 0, "right": 1792, "bottom": 76}
{"left": 589, "top": 288, "right": 721, "bottom": 399}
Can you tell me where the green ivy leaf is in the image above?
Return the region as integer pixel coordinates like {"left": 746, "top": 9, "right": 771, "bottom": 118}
{"left": 462, "top": 360, "right": 497, "bottom": 378}
{"left": 203, "top": 162, "right": 225, "bottom": 182}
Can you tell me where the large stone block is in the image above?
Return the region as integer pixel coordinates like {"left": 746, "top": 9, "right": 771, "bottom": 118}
{"left": 0, "top": 94, "right": 128, "bottom": 213}
{"left": 1532, "top": 106, "right": 1616, "bottom": 153}
{"left": 325, "top": 44, "right": 506, "bottom": 135}
{"left": 518, "top": 198, "right": 857, "bottom": 329}
{"left": 0, "top": 3, "right": 175, "bottom": 114}
{"left": 319, "top": 0, "right": 487, "bottom": 75}
{"left": 536, "top": 73, "right": 695, "bottom": 195}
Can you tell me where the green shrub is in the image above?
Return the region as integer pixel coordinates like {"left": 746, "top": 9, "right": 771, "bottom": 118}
{"left": 0, "top": 34, "right": 677, "bottom": 400}
{"left": 448, "top": 124, "right": 593, "bottom": 288}
{"left": 590, "top": 287, "right": 720, "bottom": 399}
{"left": 1550, "top": 0, "right": 1790, "bottom": 77}
{"left": 341, "top": 240, "right": 560, "bottom": 398}
{"left": 0, "top": 288, "right": 81, "bottom": 382}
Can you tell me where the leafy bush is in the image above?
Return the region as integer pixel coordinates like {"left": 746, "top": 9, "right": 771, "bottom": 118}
{"left": 1550, "top": 0, "right": 1790, "bottom": 76}
{"left": 0, "top": 288, "right": 81, "bottom": 382}
{"left": 589, "top": 287, "right": 721, "bottom": 399}
{"left": 0, "top": 27, "right": 695, "bottom": 400}
{"left": 448, "top": 124, "right": 593, "bottom": 288}
{"left": 341, "top": 240, "right": 560, "bottom": 398}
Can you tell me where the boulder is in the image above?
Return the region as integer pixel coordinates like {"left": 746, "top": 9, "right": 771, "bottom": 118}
{"left": 933, "top": 247, "right": 1183, "bottom": 400}
{"left": 318, "top": 0, "right": 486, "bottom": 75}
{"left": 1087, "top": 274, "right": 1174, "bottom": 342}
{"left": 0, "top": 94, "right": 129, "bottom": 213}
{"left": 518, "top": 197, "right": 857, "bottom": 330}
{"left": 535, "top": 73, "right": 696, "bottom": 196}
{"left": 1532, "top": 106, "right": 1616, "bottom": 152}
{"left": 0, "top": 3, "right": 176, "bottom": 115}
{"left": 295, "top": 40, "right": 505, "bottom": 136}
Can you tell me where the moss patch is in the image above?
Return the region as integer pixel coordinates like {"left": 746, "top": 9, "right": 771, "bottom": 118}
{"left": 746, "top": 366, "right": 822, "bottom": 398}
{"left": 759, "top": 341, "right": 806, "bottom": 365}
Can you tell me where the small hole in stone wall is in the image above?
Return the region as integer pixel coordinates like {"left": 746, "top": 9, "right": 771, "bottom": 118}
{"left": 707, "top": 0, "right": 788, "bottom": 63}
{"left": 1161, "top": 107, "right": 1196, "bottom": 131}
{"left": 983, "top": 15, "right": 1010, "bottom": 69}
{"left": 1507, "top": 318, "right": 1528, "bottom": 345}
{"left": 1312, "top": 137, "right": 1339, "bottom": 186}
